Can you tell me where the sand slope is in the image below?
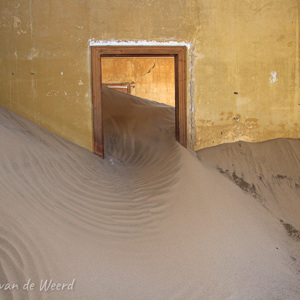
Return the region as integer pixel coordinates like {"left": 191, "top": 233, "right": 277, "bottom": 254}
{"left": 0, "top": 88, "right": 299, "bottom": 299}
{"left": 197, "top": 139, "right": 300, "bottom": 234}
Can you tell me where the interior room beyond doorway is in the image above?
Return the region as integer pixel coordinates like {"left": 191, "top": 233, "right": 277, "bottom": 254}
{"left": 101, "top": 57, "right": 175, "bottom": 106}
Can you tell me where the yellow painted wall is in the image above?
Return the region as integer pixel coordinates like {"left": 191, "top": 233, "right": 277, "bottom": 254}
{"left": 102, "top": 57, "right": 175, "bottom": 106}
{"left": 0, "top": 0, "right": 299, "bottom": 152}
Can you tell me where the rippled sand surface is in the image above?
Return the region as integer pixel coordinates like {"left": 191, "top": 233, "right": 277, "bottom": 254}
{"left": 0, "top": 88, "right": 299, "bottom": 299}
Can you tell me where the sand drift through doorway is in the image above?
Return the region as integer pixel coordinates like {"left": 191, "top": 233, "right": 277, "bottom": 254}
{"left": 91, "top": 46, "right": 187, "bottom": 159}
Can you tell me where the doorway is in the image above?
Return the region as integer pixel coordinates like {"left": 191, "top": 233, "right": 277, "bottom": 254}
{"left": 91, "top": 46, "right": 187, "bottom": 158}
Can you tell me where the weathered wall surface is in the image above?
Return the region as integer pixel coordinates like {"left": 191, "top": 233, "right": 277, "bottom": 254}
{"left": 102, "top": 57, "right": 175, "bottom": 106}
{"left": 193, "top": 0, "right": 300, "bottom": 149}
{"left": 0, "top": 0, "right": 299, "bottom": 151}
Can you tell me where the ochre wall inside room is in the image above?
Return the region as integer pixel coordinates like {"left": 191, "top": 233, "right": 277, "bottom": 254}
{"left": 101, "top": 57, "right": 175, "bottom": 106}
{"left": 0, "top": 0, "right": 299, "bottom": 152}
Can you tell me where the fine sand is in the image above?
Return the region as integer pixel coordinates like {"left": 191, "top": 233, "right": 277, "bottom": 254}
{"left": 0, "top": 87, "right": 299, "bottom": 299}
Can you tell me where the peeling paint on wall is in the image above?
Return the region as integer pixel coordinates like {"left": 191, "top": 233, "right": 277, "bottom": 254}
{"left": 269, "top": 71, "right": 278, "bottom": 84}
{"left": 26, "top": 48, "right": 39, "bottom": 60}
{"left": 88, "top": 39, "right": 192, "bottom": 49}
{"left": 13, "top": 16, "right": 21, "bottom": 28}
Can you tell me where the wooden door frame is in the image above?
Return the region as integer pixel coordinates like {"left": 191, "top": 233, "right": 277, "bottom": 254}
{"left": 91, "top": 46, "right": 187, "bottom": 158}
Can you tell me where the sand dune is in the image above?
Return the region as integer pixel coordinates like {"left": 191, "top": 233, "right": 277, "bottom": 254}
{"left": 197, "top": 139, "right": 300, "bottom": 233}
{"left": 0, "top": 88, "right": 299, "bottom": 299}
